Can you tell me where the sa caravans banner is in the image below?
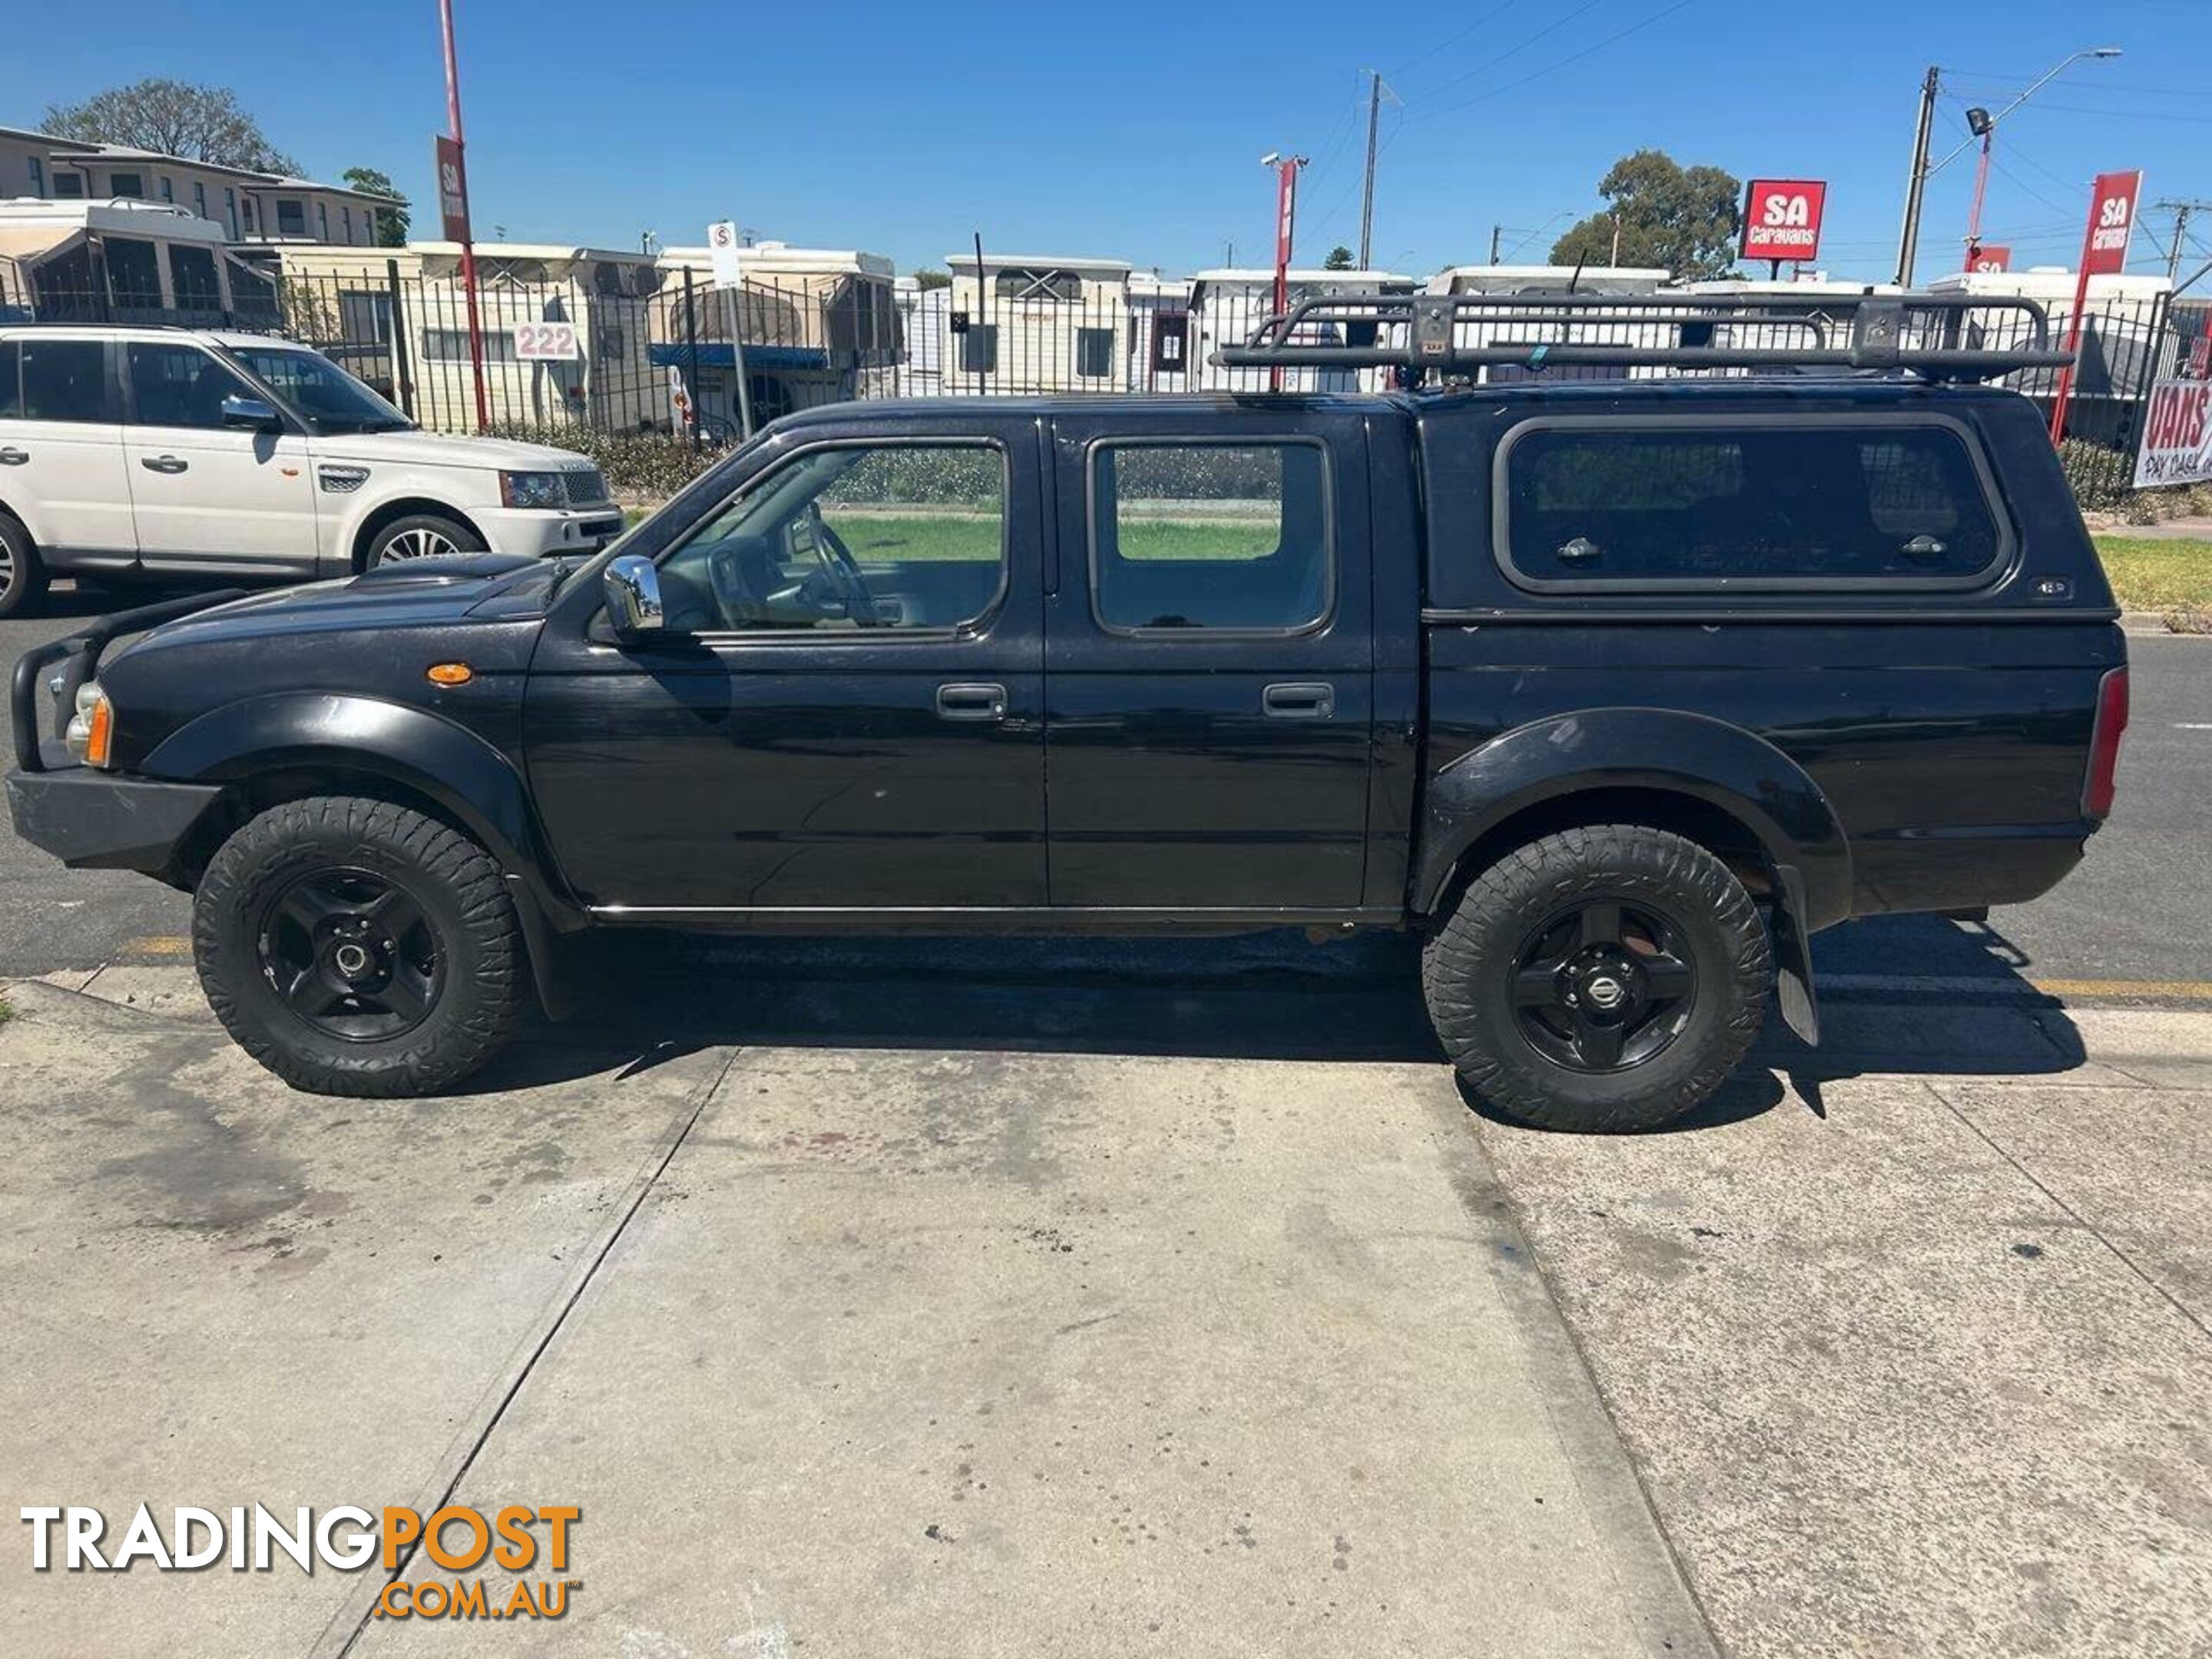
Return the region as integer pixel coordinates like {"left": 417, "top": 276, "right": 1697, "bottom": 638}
{"left": 1740, "top": 180, "right": 1826, "bottom": 264}
{"left": 2134, "top": 377, "right": 2212, "bottom": 489}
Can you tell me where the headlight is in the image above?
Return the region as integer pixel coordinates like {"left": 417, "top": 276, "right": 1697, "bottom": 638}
{"left": 500, "top": 470, "right": 567, "bottom": 508}
{"left": 65, "top": 681, "right": 114, "bottom": 769}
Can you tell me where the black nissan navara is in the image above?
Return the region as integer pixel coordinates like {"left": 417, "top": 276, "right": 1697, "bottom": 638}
{"left": 6, "top": 290, "right": 2130, "bottom": 1131}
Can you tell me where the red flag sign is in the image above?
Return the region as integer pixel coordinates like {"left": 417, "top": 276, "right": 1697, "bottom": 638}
{"left": 1740, "top": 180, "right": 1826, "bottom": 263}
{"left": 1970, "top": 246, "right": 2011, "bottom": 273}
{"left": 434, "top": 135, "right": 471, "bottom": 243}
{"left": 2081, "top": 170, "right": 2141, "bottom": 276}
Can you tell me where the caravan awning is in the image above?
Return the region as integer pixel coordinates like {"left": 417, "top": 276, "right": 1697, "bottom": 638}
{"left": 0, "top": 224, "right": 86, "bottom": 267}
{"left": 649, "top": 343, "right": 829, "bottom": 373}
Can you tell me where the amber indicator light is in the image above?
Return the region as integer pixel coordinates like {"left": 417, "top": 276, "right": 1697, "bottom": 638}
{"left": 426, "top": 663, "right": 474, "bottom": 687}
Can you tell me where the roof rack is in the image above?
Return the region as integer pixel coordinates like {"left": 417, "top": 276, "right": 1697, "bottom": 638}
{"left": 1214, "top": 289, "right": 2073, "bottom": 384}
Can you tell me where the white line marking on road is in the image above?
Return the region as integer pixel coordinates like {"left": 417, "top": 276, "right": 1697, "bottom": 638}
{"left": 2176, "top": 723, "right": 2212, "bottom": 730}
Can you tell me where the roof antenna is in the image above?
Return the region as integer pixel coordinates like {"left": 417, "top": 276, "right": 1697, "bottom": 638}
{"left": 1568, "top": 256, "right": 1585, "bottom": 294}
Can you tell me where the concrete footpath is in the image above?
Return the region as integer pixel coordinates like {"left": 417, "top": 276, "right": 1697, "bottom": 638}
{"left": 2, "top": 962, "right": 2209, "bottom": 1657}
{"left": 0, "top": 967, "right": 1704, "bottom": 1659}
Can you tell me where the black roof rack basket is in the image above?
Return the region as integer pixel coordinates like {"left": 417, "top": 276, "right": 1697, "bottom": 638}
{"left": 1214, "top": 289, "right": 2073, "bottom": 384}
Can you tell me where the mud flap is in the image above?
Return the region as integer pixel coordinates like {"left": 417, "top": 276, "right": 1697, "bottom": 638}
{"left": 1769, "top": 861, "right": 1821, "bottom": 1046}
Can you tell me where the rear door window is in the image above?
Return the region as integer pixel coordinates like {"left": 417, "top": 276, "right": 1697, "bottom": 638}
{"left": 1088, "top": 440, "right": 1333, "bottom": 632}
{"left": 18, "top": 339, "right": 114, "bottom": 422}
{"left": 1498, "top": 418, "right": 2008, "bottom": 591}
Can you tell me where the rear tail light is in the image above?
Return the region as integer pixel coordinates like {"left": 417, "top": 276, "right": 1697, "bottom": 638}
{"left": 2082, "top": 665, "right": 2128, "bottom": 819}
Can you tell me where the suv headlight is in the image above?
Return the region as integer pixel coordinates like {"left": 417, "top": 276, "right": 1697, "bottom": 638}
{"left": 500, "top": 470, "right": 567, "bottom": 509}
{"left": 65, "top": 681, "right": 114, "bottom": 769}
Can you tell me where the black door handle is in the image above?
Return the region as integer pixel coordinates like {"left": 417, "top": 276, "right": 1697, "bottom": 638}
{"left": 1263, "top": 681, "right": 1335, "bottom": 720}
{"left": 140, "top": 455, "right": 188, "bottom": 475}
{"left": 936, "top": 682, "right": 1008, "bottom": 722}
{"left": 0, "top": 447, "right": 27, "bottom": 466}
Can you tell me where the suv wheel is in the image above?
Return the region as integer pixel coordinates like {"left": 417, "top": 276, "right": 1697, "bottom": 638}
{"left": 193, "top": 796, "right": 526, "bottom": 1097}
{"left": 0, "top": 513, "right": 48, "bottom": 620}
{"left": 366, "top": 512, "right": 485, "bottom": 568}
{"left": 1422, "top": 825, "right": 1772, "bottom": 1133}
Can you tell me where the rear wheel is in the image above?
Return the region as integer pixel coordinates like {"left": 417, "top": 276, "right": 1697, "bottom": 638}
{"left": 1422, "top": 824, "right": 1771, "bottom": 1133}
{"left": 365, "top": 512, "right": 485, "bottom": 568}
{"left": 193, "top": 796, "right": 525, "bottom": 1097}
{"left": 0, "top": 513, "right": 48, "bottom": 619}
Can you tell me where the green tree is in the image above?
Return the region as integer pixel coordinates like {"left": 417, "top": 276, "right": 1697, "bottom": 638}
{"left": 1549, "top": 150, "right": 1742, "bottom": 280}
{"left": 910, "top": 269, "right": 952, "bottom": 291}
{"left": 43, "top": 78, "right": 300, "bottom": 174}
{"left": 1323, "top": 244, "right": 1356, "bottom": 270}
{"left": 342, "top": 167, "right": 410, "bottom": 245}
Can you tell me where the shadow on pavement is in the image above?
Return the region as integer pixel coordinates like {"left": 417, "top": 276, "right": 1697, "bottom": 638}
{"left": 461, "top": 914, "right": 2089, "bottom": 1129}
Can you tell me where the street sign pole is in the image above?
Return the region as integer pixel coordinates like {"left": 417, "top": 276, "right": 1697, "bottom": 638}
{"left": 2050, "top": 170, "right": 2144, "bottom": 445}
{"left": 707, "top": 220, "right": 756, "bottom": 440}
{"left": 437, "top": 0, "right": 491, "bottom": 435}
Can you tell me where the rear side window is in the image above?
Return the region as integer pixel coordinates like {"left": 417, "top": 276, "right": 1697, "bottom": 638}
{"left": 1498, "top": 419, "right": 2007, "bottom": 589}
{"left": 18, "top": 340, "right": 112, "bottom": 422}
{"left": 1089, "top": 441, "right": 1333, "bottom": 632}
{"left": 127, "top": 343, "right": 256, "bottom": 429}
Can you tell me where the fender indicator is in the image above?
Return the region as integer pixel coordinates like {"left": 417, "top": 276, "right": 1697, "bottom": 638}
{"left": 426, "top": 663, "right": 474, "bottom": 687}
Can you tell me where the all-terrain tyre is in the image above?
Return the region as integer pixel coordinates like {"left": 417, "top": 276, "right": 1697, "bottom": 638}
{"left": 193, "top": 796, "right": 525, "bottom": 1097}
{"left": 1422, "top": 824, "right": 1771, "bottom": 1133}
{"left": 364, "top": 512, "right": 485, "bottom": 568}
{"left": 0, "top": 512, "right": 49, "bottom": 620}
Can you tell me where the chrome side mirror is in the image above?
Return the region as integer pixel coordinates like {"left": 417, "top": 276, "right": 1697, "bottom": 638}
{"left": 220, "top": 394, "right": 283, "bottom": 432}
{"left": 601, "top": 554, "right": 665, "bottom": 637}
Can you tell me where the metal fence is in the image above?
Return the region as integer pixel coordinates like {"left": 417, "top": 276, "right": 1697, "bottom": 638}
{"left": 5, "top": 247, "right": 2203, "bottom": 497}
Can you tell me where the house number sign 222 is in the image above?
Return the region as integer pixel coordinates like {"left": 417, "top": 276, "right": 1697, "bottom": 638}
{"left": 512, "top": 323, "right": 581, "bottom": 361}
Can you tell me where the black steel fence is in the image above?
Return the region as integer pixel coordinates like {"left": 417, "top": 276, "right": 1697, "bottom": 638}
{"left": 5, "top": 245, "right": 2203, "bottom": 503}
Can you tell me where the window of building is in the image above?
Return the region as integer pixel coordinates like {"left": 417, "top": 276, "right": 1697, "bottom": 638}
{"left": 1089, "top": 441, "right": 1333, "bottom": 634}
{"left": 659, "top": 443, "right": 1008, "bottom": 634}
{"left": 240, "top": 196, "right": 257, "bottom": 231}
{"left": 126, "top": 343, "right": 257, "bottom": 428}
{"left": 167, "top": 245, "right": 222, "bottom": 313}
{"left": 18, "top": 339, "right": 114, "bottom": 422}
{"left": 342, "top": 204, "right": 353, "bottom": 243}
{"left": 423, "top": 329, "right": 518, "bottom": 363}
{"left": 159, "top": 177, "right": 174, "bottom": 202}
{"left": 52, "top": 172, "right": 84, "bottom": 198}
{"left": 276, "top": 200, "right": 306, "bottom": 236}
{"left": 27, "top": 158, "right": 43, "bottom": 197}
{"left": 102, "top": 237, "right": 164, "bottom": 312}
{"left": 1075, "top": 327, "right": 1116, "bottom": 380}
{"left": 194, "top": 181, "right": 207, "bottom": 220}
{"left": 993, "top": 267, "right": 1083, "bottom": 303}
{"left": 316, "top": 202, "right": 329, "bottom": 240}
{"left": 108, "top": 172, "right": 144, "bottom": 197}
{"left": 1498, "top": 419, "right": 2008, "bottom": 590}
{"left": 958, "top": 323, "right": 998, "bottom": 375}
{"left": 224, "top": 187, "right": 238, "bottom": 237}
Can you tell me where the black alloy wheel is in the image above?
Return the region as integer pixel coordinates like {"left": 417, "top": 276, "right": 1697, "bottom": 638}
{"left": 1510, "top": 898, "right": 1696, "bottom": 1072}
{"left": 255, "top": 866, "right": 444, "bottom": 1041}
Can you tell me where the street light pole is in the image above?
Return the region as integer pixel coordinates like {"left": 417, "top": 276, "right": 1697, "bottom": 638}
{"left": 1894, "top": 65, "right": 1940, "bottom": 288}
{"left": 1945, "top": 48, "right": 2122, "bottom": 270}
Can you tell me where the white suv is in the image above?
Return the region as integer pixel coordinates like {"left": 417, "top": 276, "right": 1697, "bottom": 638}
{"left": 0, "top": 325, "right": 624, "bottom": 618}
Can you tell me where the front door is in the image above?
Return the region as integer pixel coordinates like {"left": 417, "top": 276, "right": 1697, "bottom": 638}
{"left": 525, "top": 422, "right": 1047, "bottom": 912}
{"left": 121, "top": 340, "right": 319, "bottom": 576}
{"left": 1045, "top": 412, "right": 1376, "bottom": 909}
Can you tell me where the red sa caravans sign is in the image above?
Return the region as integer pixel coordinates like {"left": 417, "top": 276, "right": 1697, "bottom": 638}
{"left": 2081, "top": 170, "right": 2142, "bottom": 276}
{"left": 1740, "top": 179, "right": 1826, "bottom": 263}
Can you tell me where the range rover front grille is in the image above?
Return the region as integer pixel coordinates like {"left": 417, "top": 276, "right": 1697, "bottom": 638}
{"left": 562, "top": 468, "right": 608, "bottom": 507}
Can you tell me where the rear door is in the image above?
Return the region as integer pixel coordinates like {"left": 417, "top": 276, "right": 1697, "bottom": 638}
{"left": 1045, "top": 409, "right": 1375, "bottom": 909}
{"left": 0, "top": 336, "right": 136, "bottom": 571}
{"left": 121, "top": 339, "right": 319, "bottom": 575}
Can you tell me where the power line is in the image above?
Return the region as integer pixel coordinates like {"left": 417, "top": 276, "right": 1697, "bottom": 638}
{"left": 1389, "top": 0, "right": 1523, "bottom": 82}
{"left": 1407, "top": 0, "right": 1698, "bottom": 124}
{"left": 2002, "top": 99, "right": 2212, "bottom": 124}
{"left": 1404, "top": 0, "right": 1612, "bottom": 109}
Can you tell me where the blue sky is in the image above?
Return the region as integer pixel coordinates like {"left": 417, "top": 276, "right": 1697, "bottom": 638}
{"left": 5, "top": 0, "right": 2208, "bottom": 282}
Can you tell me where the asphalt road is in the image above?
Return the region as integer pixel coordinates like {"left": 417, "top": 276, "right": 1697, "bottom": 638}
{"left": 2, "top": 583, "right": 2207, "bottom": 995}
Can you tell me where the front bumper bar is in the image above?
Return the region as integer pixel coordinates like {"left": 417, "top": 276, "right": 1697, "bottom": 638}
{"left": 6, "top": 767, "right": 224, "bottom": 873}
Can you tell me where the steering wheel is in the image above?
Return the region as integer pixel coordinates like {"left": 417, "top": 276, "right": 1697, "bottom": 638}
{"left": 804, "top": 503, "right": 879, "bottom": 625}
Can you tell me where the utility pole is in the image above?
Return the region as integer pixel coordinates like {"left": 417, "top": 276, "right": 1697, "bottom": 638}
{"left": 1356, "top": 71, "right": 1397, "bottom": 271}
{"left": 1894, "top": 63, "right": 1940, "bottom": 288}
{"left": 2156, "top": 200, "right": 2210, "bottom": 282}
{"left": 1489, "top": 224, "right": 1502, "bottom": 263}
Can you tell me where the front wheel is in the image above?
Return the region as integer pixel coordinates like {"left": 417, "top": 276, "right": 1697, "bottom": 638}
{"left": 1422, "top": 825, "right": 1772, "bottom": 1133}
{"left": 193, "top": 796, "right": 526, "bottom": 1097}
{"left": 365, "top": 512, "right": 485, "bottom": 568}
{"left": 0, "top": 512, "right": 49, "bottom": 620}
